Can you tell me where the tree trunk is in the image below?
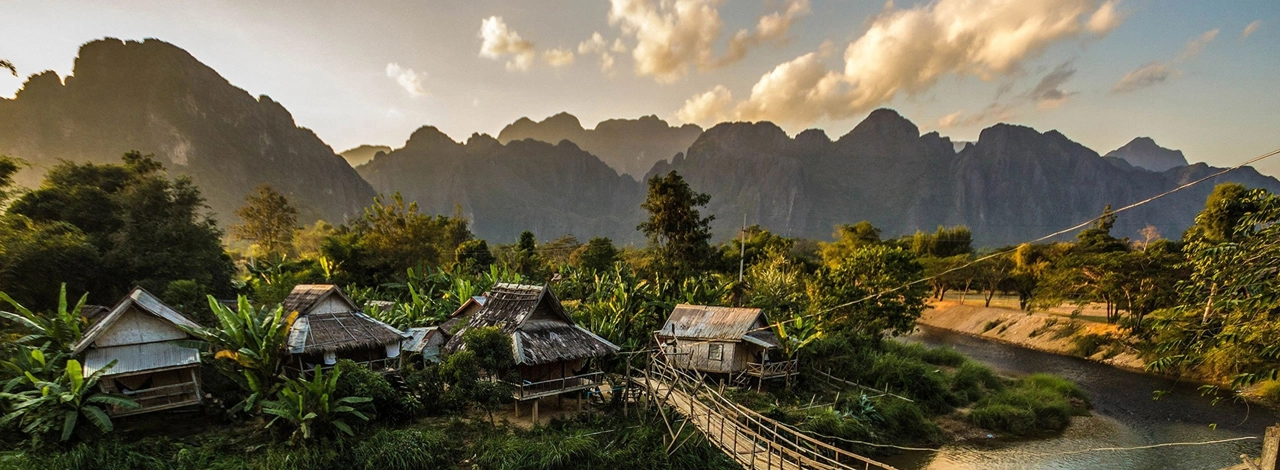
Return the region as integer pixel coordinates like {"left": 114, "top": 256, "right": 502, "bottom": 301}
{"left": 960, "top": 279, "right": 973, "bottom": 305}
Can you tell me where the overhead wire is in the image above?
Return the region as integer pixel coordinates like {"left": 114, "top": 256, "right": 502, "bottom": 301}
{"left": 746, "top": 146, "right": 1280, "bottom": 335}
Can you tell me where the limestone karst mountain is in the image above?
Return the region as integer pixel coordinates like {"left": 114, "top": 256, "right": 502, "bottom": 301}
{"left": 497, "top": 112, "right": 702, "bottom": 179}
{"left": 339, "top": 144, "right": 392, "bottom": 168}
{"left": 1104, "top": 137, "right": 1190, "bottom": 172}
{"left": 0, "top": 38, "right": 375, "bottom": 224}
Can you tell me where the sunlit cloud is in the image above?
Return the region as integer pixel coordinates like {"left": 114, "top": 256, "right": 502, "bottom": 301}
{"left": 1242, "top": 20, "right": 1262, "bottom": 39}
{"left": 479, "top": 16, "right": 536, "bottom": 71}
{"left": 1113, "top": 29, "right": 1217, "bottom": 93}
{"left": 677, "top": 0, "right": 1120, "bottom": 128}
{"left": 385, "top": 63, "right": 427, "bottom": 97}
{"left": 543, "top": 48, "right": 575, "bottom": 68}
{"left": 607, "top": 0, "right": 809, "bottom": 83}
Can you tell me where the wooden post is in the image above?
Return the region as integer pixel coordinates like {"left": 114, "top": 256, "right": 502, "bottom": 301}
{"left": 1261, "top": 424, "right": 1280, "bottom": 470}
{"left": 624, "top": 357, "right": 632, "bottom": 417}
{"left": 514, "top": 400, "right": 520, "bottom": 418}
{"left": 532, "top": 399, "right": 539, "bottom": 425}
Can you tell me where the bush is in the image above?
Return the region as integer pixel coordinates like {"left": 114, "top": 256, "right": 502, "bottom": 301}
{"left": 333, "top": 360, "right": 419, "bottom": 423}
{"left": 349, "top": 428, "right": 455, "bottom": 469}
{"left": 1071, "top": 334, "right": 1110, "bottom": 357}
{"left": 982, "top": 320, "right": 1002, "bottom": 332}
{"left": 968, "top": 373, "right": 1089, "bottom": 436}
{"left": 867, "top": 353, "right": 956, "bottom": 413}
{"left": 950, "top": 362, "right": 1004, "bottom": 403}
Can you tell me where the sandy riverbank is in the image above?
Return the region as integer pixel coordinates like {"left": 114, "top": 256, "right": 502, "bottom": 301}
{"left": 916, "top": 301, "right": 1146, "bottom": 371}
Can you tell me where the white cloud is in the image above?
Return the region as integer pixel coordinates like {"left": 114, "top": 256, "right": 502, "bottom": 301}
{"left": 937, "top": 104, "right": 1014, "bottom": 128}
{"left": 676, "top": 85, "right": 734, "bottom": 126}
{"left": 677, "top": 0, "right": 1119, "bottom": 127}
{"left": 479, "top": 16, "right": 536, "bottom": 71}
{"left": 385, "top": 63, "right": 427, "bottom": 97}
{"left": 1113, "top": 29, "right": 1217, "bottom": 93}
{"left": 578, "top": 32, "right": 608, "bottom": 54}
{"left": 1243, "top": 20, "right": 1262, "bottom": 39}
{"left": 543, "top": 48, "right": 576, "bottom": 67}
{"left": 607, "top": 0, "right": 810, "bottom": 83}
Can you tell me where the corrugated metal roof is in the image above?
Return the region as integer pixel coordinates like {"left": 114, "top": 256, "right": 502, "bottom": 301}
{"left": 402, "top": 327, "right": 439, "bottom": 353}
{"left": 73, "top": 287, "right": 201, "bottom": 355}
{"left": 84, "top": 342, "right": 200, "bottom": 376}
{"left": 658, "top": 304, "right": 768, "bottom": 341}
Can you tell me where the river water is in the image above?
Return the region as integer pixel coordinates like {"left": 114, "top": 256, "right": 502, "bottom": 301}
{"left": 880, "top": 326, "right": 1277, "bottom": 470}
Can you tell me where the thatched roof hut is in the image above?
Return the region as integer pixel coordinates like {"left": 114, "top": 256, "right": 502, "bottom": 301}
{"left": 282, "top": 284, "right": 407, "bottom": 358}
{"left": 443, "top": 283, "right": 618, "bottom": 366}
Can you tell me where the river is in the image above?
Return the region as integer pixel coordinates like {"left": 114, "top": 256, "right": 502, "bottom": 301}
{"left": 880, "top": 325, "right": 1278, "bottom": 470}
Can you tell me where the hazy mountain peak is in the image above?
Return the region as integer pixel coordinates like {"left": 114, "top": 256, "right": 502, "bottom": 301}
{"left": 497, "top": 112, "right": 702, "bottom": 178}
{"left": 1105, "top": 137, "right": 1188, "bottom": 172}
{"left": 405, "top": 125, "right": 459, "bottom": 149}
{"left": 842, "top": 108, "right": 919, "bottom": 143}
{"left": 338, "top": 145, "right": 392, "bottom": 167}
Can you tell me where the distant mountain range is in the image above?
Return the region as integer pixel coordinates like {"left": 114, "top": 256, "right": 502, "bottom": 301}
{"left": 5, "top": 39, "right": 1278, "bottom": 247}
{"left": 497, "top": 112, "right": 701, "bottom": 179}
{"left": 0, "top": 38, "right": 374, "bottom": 224}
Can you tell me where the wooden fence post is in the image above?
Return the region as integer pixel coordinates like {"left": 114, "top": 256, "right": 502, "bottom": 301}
{"left": 1261, "top": 424, "right": 1280, "bottom": 470}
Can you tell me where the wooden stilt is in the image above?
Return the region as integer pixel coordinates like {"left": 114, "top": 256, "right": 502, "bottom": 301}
{"left": 514, "top": 400, "right": 520, "bottom": 418}
{"left": 532, "top": 399, "right": 539, "bottom": 425}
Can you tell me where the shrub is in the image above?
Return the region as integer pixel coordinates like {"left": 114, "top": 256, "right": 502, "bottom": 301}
{"left": 333, "top": 360, "right": 419, "bottom": 423}
{"left": 1071, "top": 334, "right": 1110, "bottom": 357}
{"left": 950, "top": 362, "right": 1004, "bottom": 404}
{"left": 982, "top": 320, "right": 1002, "bottom": 332}
{"left": 867, "top": 353, "right": 956, "bottom": 413}
{"left": 968, "top": 373, "right": 1089, "bottom": 436}
{"left": 350, "top": 428, "right": 455, "bottom": 469}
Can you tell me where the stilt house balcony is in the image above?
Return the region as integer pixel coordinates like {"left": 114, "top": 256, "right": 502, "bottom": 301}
{"left": 508, "top": 370, "right": 604, "bottom": 401}
{"left": 112, "top": 380, "right": 202, "bottom": 417}
{"left": 745, "top": 359, "right": 799, "bottom": 379}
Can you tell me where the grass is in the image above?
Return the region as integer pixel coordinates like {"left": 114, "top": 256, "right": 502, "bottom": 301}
{"left": 982, "top": 320, "right": 1003, "bottom": 332}
{"left": 968, "top": 374, "right": 1090, "bottom": 436}
{"left": 1071, "top": 333, "right": 1111, "bottom": 357}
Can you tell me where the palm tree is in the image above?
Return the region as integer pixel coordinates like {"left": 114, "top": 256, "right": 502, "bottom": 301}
{"left": 0, "top": 358, "right": 137, "bottom": 443}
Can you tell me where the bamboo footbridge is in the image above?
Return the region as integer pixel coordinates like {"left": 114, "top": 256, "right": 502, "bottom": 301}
{"left": 632, "top": 355, "right": 896, "bottom": 470}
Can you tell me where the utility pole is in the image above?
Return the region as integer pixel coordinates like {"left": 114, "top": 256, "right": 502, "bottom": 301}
{"left": 738, "top": 213, "right": 746, "bottom": 282}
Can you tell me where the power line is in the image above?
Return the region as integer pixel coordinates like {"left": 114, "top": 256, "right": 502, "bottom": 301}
{"left": 748, "top": 146, "right": 1280, "bottom": 335}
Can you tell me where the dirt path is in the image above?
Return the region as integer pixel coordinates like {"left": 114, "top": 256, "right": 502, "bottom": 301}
{"left": 917, "top": 300, "right": 1146, "bottom": 371}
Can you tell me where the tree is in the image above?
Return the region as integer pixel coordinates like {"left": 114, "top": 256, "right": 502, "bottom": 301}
{"left": 441, "top": 327, "right": 514, "bottom": 423}
{"left": 1075, "top": 205, "right": 1128, "bottom": 253}
{"left": 323, "top": 193, "right": 470, "bottom": 285}
{"left": 455, "top": 239, "right": 496, "bottom": 274}
{"left": 1148, "top": 187, "right": 1280, "bottom": 387}
{"left": 188, "top": 296, "right": 298, "bottom": 414}
{"left": 808, "top": 244, "right": 926, "bottom": 338}
{"left": 0, "top": 155, "right": 22, "bottom": 205}
{"left": 3, "top": 152, "right": 233, "bottom": 307}
{"left": 819, "top": 221, "right": 881, "bottom": 266}
{"left": 637, "top": 171, "right": 715, "bottom": 277}
{"left": 232, "top": 185, "right": 299, "bottom": 260}
{"left": 574, "top": 237, "right": 619, "bottom": 272}
{"left": 1183, "top": 183, "right": 1254, "bottom": 243}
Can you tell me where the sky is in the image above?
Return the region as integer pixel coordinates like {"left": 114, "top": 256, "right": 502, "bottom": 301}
{"left": 1, "top": 0, "right": 1278, "bottom": 176}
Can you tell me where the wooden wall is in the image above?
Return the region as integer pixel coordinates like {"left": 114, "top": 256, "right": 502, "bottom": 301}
{"left": 93, "top": 306, "right": 187, "bottom": 348}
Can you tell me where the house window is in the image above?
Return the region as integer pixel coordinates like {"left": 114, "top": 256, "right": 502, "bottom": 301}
{"left": 708, "top": 343, "right": 723, "bottom": 361}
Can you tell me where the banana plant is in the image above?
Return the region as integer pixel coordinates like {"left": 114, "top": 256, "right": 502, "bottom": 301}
{"left": 183, "top": 295, "right": 297, "bottom": 414}
{"left": 0, "top": 358, "right": 137, "bottom": 443}
{"left": 0, "top": 284, "right": 88, "bottom": 353}
{"left": 262, "top": 366, "right": 371, "bottom": 444}
{"left": 1, "top": 346, "right": 66, "bottom": 393}
{"left": 775, "top": 313, "right": 822, "bottom": 359}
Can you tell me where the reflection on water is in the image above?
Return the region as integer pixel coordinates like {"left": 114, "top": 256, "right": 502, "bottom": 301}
{"left": 881, "top": 326, "right": 1275, "bottom": 470}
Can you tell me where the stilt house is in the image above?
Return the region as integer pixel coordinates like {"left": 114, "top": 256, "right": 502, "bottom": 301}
{"left": 656, "top": 304, "right": 798, "bottom": 381}
{"left": 282, "top": 284, "right": 409, "bottom": 374}
{"left": 72, "top": 288, "right": 204, "bottom": 416}
{"left": 443, "top": 283, "right": 618, "bottom": 402}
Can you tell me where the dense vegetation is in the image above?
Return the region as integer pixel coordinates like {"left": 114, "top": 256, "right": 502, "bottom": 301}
{"left": 0, "top": 156, "right": 1110, "bottom": 466}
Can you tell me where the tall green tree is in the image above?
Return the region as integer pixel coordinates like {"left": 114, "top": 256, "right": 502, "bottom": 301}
{"left": 809, "top": 244, "right": 926, "bottom": 338}
{"left": 574, "top": 237, "right": 619, "bottom": 272}
{"left": 1183, "top": 183, "right": 1255, "bottom": 243}
{"left": 819, "top": 221, "right": 882, "bottom": 266}
{"left": 232, "top": 185, "right": 299, "bottom": 260}
{"left": 455, "top": 239, "right": 496, "bottom": 274}
{"left": 2, "top": 152, "right": 233, "bottom": 307}
{"left": 323, "top": 193, "right": 470, "bottom": 285}
{"left": 637, "top": 171, "right": 715, "bottom": 277}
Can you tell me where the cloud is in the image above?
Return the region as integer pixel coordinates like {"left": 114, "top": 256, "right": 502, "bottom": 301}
{"left": 578, "top": 32, "right": 619, "bottom": 75}
{"left": 676, "top": 85, "right": 734, "bottom": 126}
{"left": 1243, "top": 20, "right": 1262, "bottom": 39}
{"left": 385, "top": 63, "right": 427, "bottom": 97}
{"left": 937, "top": 103, "right": 1015, "bottom": 129}
{"left": 677, "top": 0, "right": 1120, "bottom": 127}
{"left": 543, "top": 48, "right": 576, "bottom": 67}
{"left": 479, "top": 16, "right": 536, "bottom": 71}
{"left": 1112, "top": 29, "right": 1217, "bottom": 93}
{"left": 607, "top": 0, "right": 809, "bottom": 83}
{"left": 1028, "top": 61, "right": 1077, "bottom": 108}
{"left": 1111, "top": 62, "right": 1174, "bottom": 93}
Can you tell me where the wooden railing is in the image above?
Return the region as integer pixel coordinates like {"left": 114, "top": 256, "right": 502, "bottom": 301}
{"left": 642, "top": 356, "right": 895, "bottom": 470}
{"left": 289, "top": 356, "right": 399, "bottom": 377}
{"left": 115, "top": 382, "right": 201, "bottom": 416}
{"left": 508, "top": 371, "right": 604, "bottom": 401}
{"left": 746, "top": 360, "right": 799, "bottom": 378}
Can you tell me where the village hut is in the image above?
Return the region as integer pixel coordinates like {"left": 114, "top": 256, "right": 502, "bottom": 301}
{"left": 403, "top": 296, "right": 488, "bottom": 367}
{"left": 443, "top": 283, "right": 618, "bottom": 419}
{"left": 655, "top": 304, "right": 797, "bottom": 382}
{"left": 281, "top": 284, "right": 409, "bottom": 374}
{"left": 71, "top": 287, "right": 204, "bottom": 416}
